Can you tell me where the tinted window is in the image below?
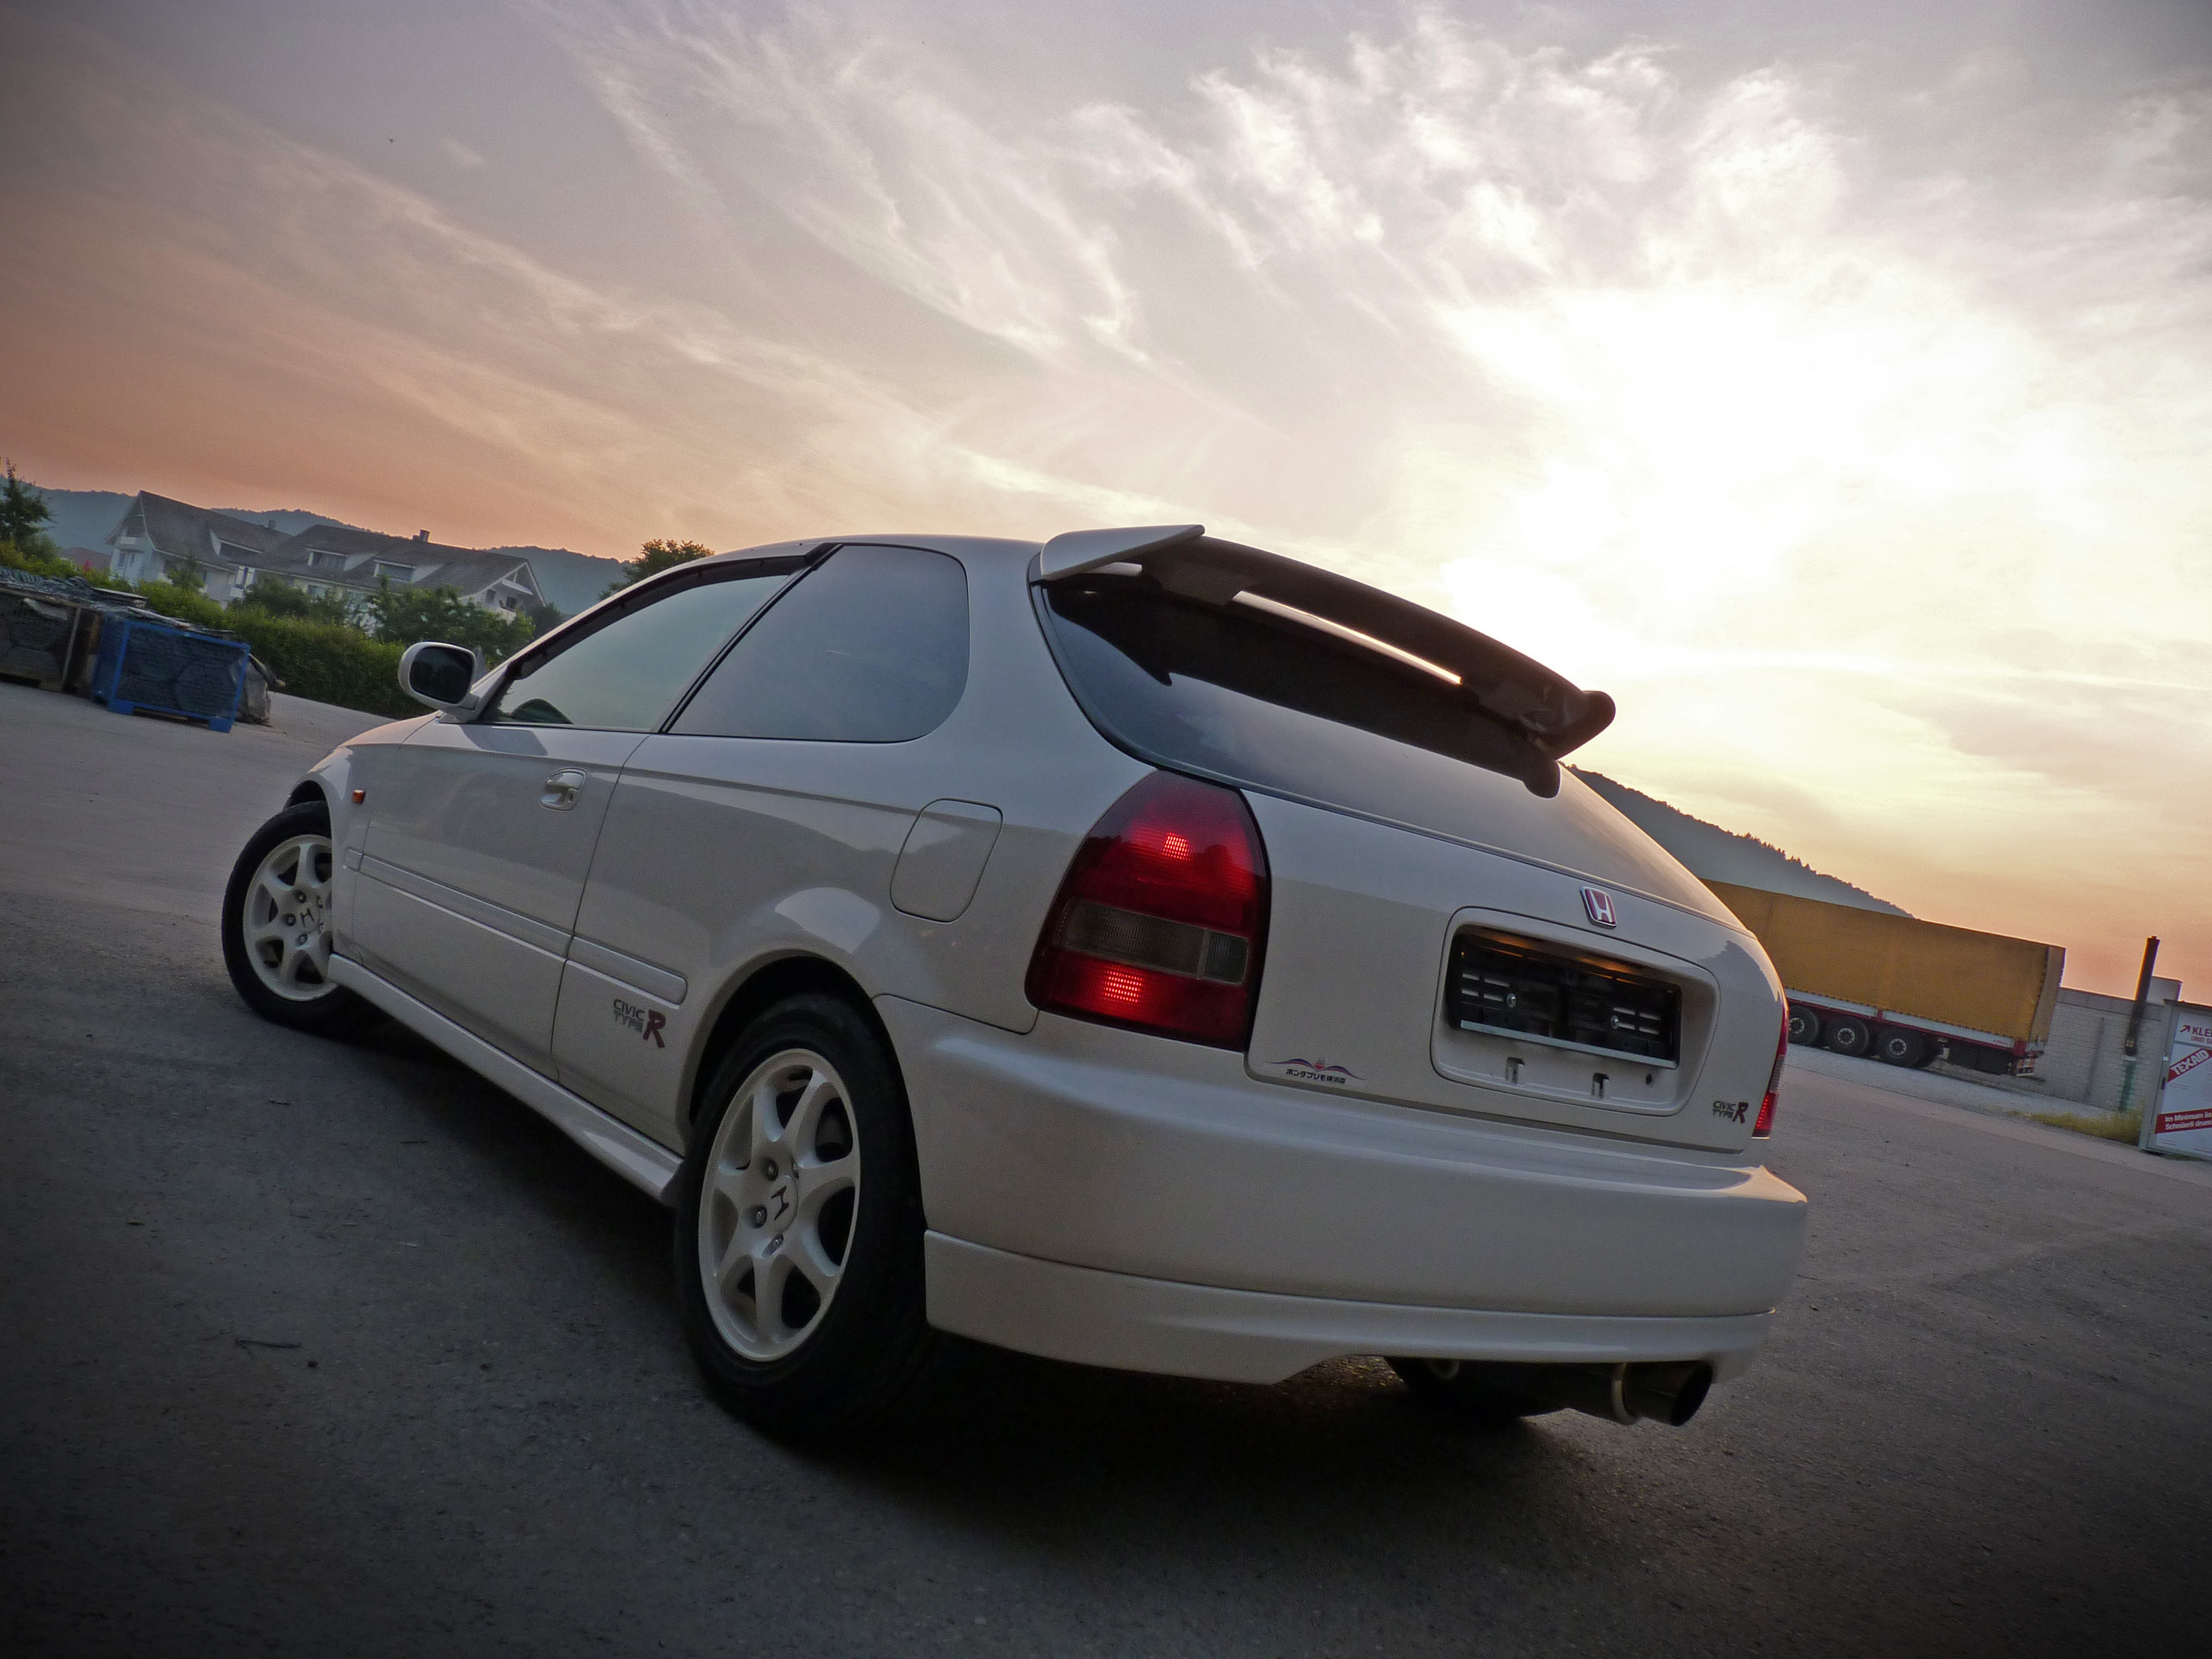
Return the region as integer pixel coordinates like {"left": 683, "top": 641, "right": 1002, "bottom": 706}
{"left": 672, "top": 545, "right": 968, "bottom": 742}
{"left": 488, "top": 570, "right": 794, "bottom": 731}
{"left": 1039, "top": 576, "right": 1557, "bottom": 836}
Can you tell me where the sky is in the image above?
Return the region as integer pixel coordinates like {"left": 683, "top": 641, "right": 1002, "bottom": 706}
{"left": 3, "top": 0, "right": 2209, "bottom": 997}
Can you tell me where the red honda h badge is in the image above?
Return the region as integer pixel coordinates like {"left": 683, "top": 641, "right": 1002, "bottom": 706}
{"left": 1582, "top": 886, "right": 1617, "bottom": 927}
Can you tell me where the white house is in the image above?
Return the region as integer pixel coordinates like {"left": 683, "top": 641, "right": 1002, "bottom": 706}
{"left": 102, "top": 493, "right": 290, "bottom": 602}
{"left": 101, "top": 493, "right": 544, "bottom": 618}
{"left": 248, "top": 523, "right": 545, "bottom": 619}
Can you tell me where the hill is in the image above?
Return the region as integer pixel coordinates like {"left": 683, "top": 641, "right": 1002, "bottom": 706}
{"left": 480, "top": 544, "right": 626, "bottom": 618}
{"left": 34, "top": 487, "right": 623, "bottom": 618}
{"left": 1572, "top": 768, "right": 1908, "bottom": 915}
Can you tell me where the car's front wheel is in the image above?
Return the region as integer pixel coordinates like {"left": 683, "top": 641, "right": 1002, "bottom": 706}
{"left": 674, "top": 994, "right": 941, "bottom": 1439}
{"left": 220, "top": 800, "right": 382, "bottom": 1036}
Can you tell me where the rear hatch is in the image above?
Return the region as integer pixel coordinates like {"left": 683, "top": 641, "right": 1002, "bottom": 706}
{"left": 1032, "top": 534, "right": 1784, "bottom": 1152}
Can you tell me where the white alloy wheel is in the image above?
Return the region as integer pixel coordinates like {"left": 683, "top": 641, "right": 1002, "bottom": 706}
{"left": 239, "top": 834, "right": 337, "bottom": 1001}
{"left": 698, "top": 1048, "right": 862, "bottom": 1363}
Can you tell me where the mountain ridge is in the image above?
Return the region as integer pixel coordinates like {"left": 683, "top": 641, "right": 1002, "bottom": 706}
{"left": 1571, "top": 768, "right": 1908, "bottom": 915}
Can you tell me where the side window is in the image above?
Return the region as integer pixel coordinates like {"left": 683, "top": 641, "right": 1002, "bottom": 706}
{"left": 671, "top": 545, "right": 969, "bottom": 742}
{"left": 487, "top": 567, "right": 797, "bottom": 731}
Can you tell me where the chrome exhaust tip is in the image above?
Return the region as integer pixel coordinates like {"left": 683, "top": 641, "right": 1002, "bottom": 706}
{"left": 1479, "top": 1360, "right": 1715, "bottom": 1427}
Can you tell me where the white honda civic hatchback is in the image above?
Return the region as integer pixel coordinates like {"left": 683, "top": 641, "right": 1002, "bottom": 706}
{"left": 222, "top": 526, "right": 1807, "bottom": 1437}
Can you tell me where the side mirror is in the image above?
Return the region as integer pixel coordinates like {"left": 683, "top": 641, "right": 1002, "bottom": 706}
{"left": 399, "top": 641, "right": 482, "bottom": 713}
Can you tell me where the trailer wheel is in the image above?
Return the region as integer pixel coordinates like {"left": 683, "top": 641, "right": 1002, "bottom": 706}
{"left": 1874, "top": 1027, "right": 1927, "bottom": 1067}
{"left": 1824, "top": 1016, "right": 1872, "bottom": 1057}
{"left": 1787, "top": 1005, "right": 1823, "bottom": 1046}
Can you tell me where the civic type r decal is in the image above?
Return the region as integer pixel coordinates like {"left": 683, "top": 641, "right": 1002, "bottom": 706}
{"left": 1712, "top": 1099, "right": 1750, "bottom": 1123}
{"left": 614, "top": 998, "right": 667, "bottom": 1047}
{"left": 1270, "top": 1057, "right": 1360, "bottom": 1085}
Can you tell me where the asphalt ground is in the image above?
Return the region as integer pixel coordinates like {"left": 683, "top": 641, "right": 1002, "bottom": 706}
{"left": 4, "top": 677, "right": 2209, "bottom": 1658}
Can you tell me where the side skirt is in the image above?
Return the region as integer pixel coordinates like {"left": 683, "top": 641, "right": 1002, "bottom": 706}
{"left": 330, "top": 953, "right": 682, "bottom": 1204}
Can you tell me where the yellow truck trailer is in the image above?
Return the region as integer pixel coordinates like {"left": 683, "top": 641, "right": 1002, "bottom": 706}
{"left": 1703, "top": 880, "right": 2065, "bottom": 1073}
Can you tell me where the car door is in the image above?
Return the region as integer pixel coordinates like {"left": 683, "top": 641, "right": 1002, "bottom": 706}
{"left": 553, "top": 542, "right": 976, "bottom": 1145}
{"left": 348, "top": 559, "right": 805, "bottom": 1072}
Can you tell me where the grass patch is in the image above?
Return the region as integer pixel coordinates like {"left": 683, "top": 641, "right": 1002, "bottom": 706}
{"left": 2022, "top": 1107, "right": 2141, "bottom": 1143}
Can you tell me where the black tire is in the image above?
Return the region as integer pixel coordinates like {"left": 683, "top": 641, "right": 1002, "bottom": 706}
{"left": 220, "top": 800, "right": 383, "bottom": 1037}
{"left": 1786, "top": 1004, "right": 1822, "bottom": 1046}
{"left": 1823, "top": 1016, "right": 1873, "bottom": 1057}
{"left": 1874, "top": 1026, "right": 1927, "bottom": 1067}
{"left": 1387, "top": 1357, "right": 1560, "bottom": 1423}
{"left": 673, "top": 994, "right": 942, "bottom": 1440}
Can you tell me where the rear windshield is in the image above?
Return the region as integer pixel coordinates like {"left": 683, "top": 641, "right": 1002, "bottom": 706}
{"left": 1038, "top": 572, "right": 1561, "bottom": 835}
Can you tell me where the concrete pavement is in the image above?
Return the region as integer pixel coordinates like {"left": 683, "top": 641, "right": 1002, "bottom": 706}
{"left": 3, "top": 679, "right": 2208, "bottom": 1657}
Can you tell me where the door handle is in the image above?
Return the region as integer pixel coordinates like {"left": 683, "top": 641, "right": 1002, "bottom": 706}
{"left": 540, "top": 769, "right": 587, "bottom": 811}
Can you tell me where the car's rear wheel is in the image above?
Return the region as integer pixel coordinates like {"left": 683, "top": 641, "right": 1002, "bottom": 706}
{"left": 1387, "top": 1357, "right": 1560, "bottom": 1423}
{"left": 220, "top": 800, "right": 382, "bottom": 1036}
{"left": 674, "top": 994, "right": 941, "bottom": 1439}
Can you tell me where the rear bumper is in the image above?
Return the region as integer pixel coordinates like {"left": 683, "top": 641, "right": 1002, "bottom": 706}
{"left": 881, "top": 996, "right": 1808, "bottom": 1372}
{"left": 925, "top": 1234, "right": 1775, "bottom": 1384}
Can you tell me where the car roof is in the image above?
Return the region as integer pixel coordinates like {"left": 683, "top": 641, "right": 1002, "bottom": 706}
{"left": 707, "top": 534, "right": 1044, "bottom": 576}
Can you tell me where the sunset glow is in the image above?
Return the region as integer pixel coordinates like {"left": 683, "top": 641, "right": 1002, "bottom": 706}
{"left": 4, "top": 0, "right": 2207, "bottom": 992}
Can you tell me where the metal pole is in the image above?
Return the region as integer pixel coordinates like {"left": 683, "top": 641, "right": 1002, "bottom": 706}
{"left": 2118, "top": 937, "right": 2159, "bottom": 1115}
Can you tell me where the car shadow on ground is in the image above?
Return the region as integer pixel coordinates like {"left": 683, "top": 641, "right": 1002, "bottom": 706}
{"left": 831, "top": 1344, "right": 1594, "bottom": 1552}
{"left": 336, "top": 1010, "right": 1619, "bottom": 1563}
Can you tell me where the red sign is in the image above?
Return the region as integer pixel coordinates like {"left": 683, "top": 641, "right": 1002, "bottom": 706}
{"left": 2151, "top": 1013, "right": 2212, "bottom": 1160}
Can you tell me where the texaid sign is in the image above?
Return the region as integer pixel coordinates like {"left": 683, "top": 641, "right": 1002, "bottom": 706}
{"left": 2147, "top": 1006, "right": 2212, "bottom": 1160}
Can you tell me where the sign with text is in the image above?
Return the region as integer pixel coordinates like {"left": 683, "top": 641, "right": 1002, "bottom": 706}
{"left": 2147, "top": 1005, "right": 2212, "bottom": 1159}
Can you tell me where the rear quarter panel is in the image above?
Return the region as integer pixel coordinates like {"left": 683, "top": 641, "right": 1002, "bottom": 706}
{"left": 561, "top": 541, "right": 1150, "bottom": 1147}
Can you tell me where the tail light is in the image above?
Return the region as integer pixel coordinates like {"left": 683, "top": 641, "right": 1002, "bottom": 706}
{"left": 1754, "top": 1018, "right": 1787, "bottom": 1138}
{"left": 1026, "top": 770, "right": 1270, "bottom": 1048}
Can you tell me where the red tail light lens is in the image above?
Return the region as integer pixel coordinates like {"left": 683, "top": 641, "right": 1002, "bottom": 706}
{"left": 1754, "top": 1018, "right": 1787, "bottom": 1138}
{"left": 1026, "top": 770, "right": 1270, "bottom": 1048}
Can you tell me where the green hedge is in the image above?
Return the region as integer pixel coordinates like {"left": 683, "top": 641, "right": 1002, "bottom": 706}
{"left": 129, "top": 581, "right": 229, "bottom": 629}
{"left": 224, "top": 613, "right": 413, "bottom": 719}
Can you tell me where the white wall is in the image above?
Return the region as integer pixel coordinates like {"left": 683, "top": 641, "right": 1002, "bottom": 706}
{"left": 1945, "top": 984, "right": 2182, "bottom": 1113}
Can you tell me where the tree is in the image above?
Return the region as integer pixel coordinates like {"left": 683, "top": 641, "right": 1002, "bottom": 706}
{"left": 523, "top": 598, "right": 567, "bottom": 635}
{"left": 364, "top": 580, "right": 535, "bottom": 665}
{"left": 603, "top": 537, "right": 714, "bottom": 597}
{"left": 1, "top": 460, "right": 58, "bottom": 557}
{"left": 239, "top": 580, "right": 356, "bottom": 624}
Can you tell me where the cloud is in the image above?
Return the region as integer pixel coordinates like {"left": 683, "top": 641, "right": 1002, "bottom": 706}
{"left": 5, "top": 1, "right": 2209, "bottom": 990}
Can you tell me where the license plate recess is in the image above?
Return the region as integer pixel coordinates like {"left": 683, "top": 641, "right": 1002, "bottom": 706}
{"left": 1445, "top": 928, "right": 1682, "bottom": 1068}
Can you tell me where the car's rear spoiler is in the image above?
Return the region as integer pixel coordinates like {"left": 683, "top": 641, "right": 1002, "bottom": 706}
{"left": 1033, "top": 526, "right": 1615, "bottom": 768}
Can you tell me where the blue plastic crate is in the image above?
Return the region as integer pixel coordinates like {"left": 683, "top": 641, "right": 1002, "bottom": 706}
{"left": 89, "top": 615, "right": 249, "bottom": 732}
